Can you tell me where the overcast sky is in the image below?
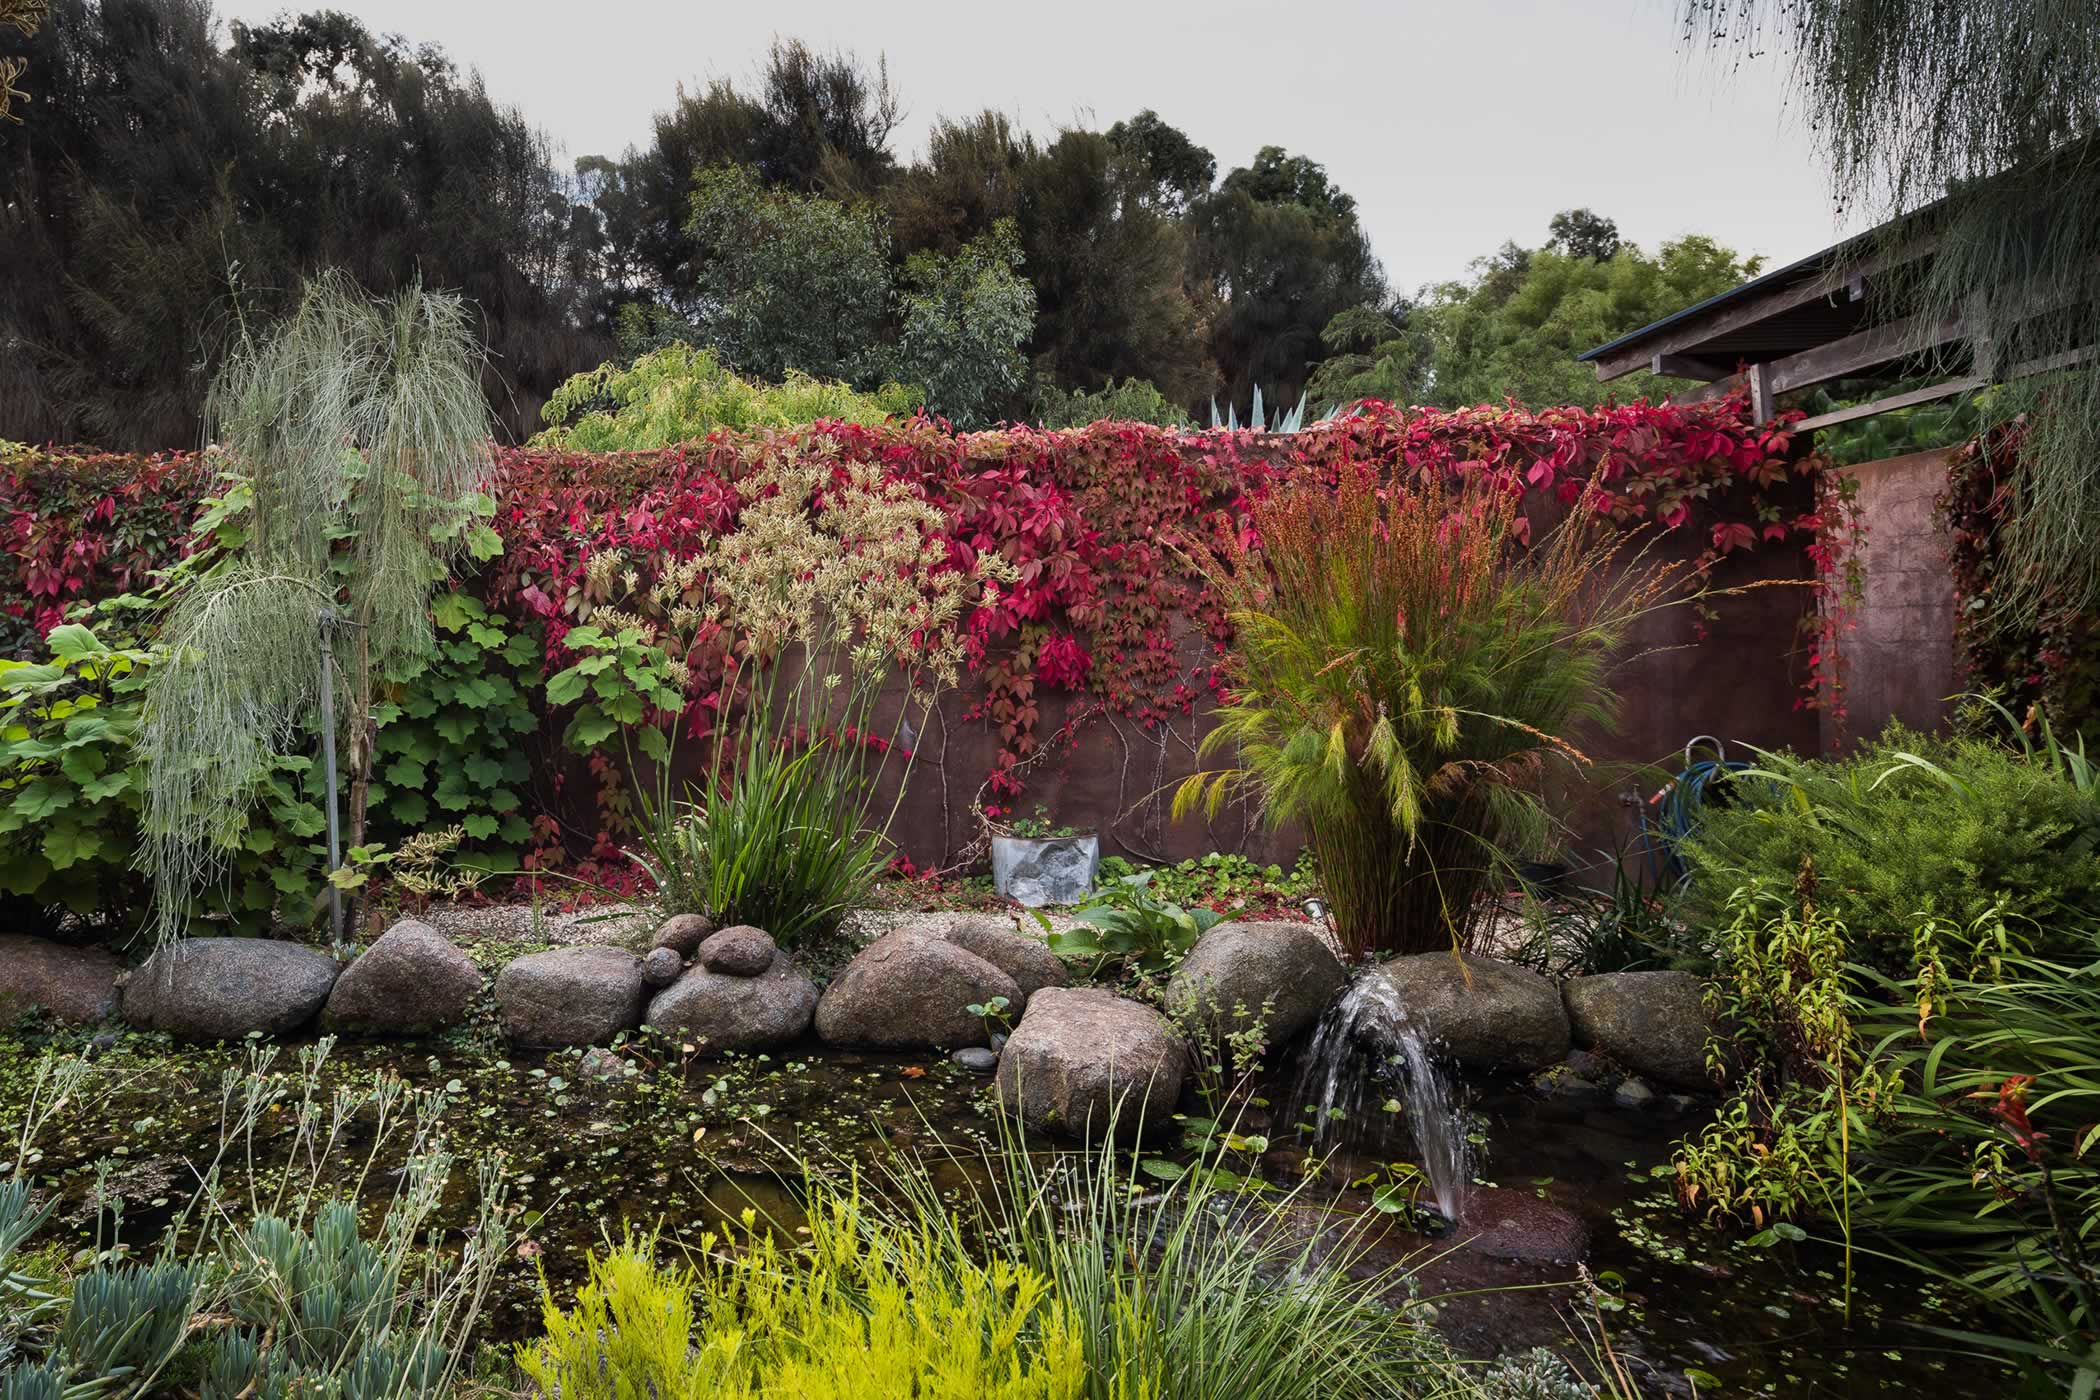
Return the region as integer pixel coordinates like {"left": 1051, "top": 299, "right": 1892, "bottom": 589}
{"left": 217, "top": 0, "right": 1860, "bottom": 292}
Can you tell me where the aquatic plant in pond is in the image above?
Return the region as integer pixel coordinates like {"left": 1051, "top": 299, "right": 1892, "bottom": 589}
{"left": 0, "top": 1040, "right": 511, "bottom": 1395}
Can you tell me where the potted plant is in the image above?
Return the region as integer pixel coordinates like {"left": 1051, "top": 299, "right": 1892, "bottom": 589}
{"left": 988, "top": 805, "right": 1100, "bottom": 907}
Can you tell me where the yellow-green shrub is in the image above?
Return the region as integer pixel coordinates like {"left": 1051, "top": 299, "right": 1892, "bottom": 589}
{"left": 518, "top": 1192, "right": 1083, "bottom": 1399}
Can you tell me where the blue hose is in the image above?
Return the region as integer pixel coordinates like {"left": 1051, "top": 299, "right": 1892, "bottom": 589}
{"left": 1638, "top": 735, "right": 1749, "bottom": 889}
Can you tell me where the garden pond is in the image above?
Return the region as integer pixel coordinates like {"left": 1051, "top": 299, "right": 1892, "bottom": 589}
{"left": 0, "top": 1027, "right": 2011, "bottom": 1397}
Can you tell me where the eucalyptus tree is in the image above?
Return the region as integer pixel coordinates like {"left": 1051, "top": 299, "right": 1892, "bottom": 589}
{"left": 139, "top": 272, "right": 494, "bottom": 943}
{"left": 1687, "top": 1, "right": 2100, "bottom": 621}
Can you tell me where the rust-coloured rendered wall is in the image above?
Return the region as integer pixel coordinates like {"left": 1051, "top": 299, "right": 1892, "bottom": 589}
{"left": 1819, "top": 450, "right": 1961, "bottom": 753}
{"left": 861, "top": 504, "right": 1826, "bottom": 876}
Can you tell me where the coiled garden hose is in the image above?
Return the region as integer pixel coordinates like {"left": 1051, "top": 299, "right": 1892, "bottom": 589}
{"left": 1638, "top": 735, "right": 1749, "bottom": 889}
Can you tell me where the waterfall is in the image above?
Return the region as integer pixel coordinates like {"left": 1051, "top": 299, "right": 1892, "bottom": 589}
{"left": 1293, "top": 970, "right": 1475, "bottom": 1223}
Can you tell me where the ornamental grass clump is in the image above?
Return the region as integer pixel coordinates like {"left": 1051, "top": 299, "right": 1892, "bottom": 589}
{"left": 1178, "top": 463, "right": 1688, "bottom": 959}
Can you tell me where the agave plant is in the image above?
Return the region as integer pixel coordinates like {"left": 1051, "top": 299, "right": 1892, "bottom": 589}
{"left": 1207, "top": 386, "right": 1333, "bottom": 434}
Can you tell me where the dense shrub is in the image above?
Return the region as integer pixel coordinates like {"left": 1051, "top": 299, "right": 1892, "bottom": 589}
{"left": 1029, "top": 377, "right": 1190, "bottom": 429}
{"left": 1683, "top": 724, "right": 2100, "bottom": 970}
{"left": 532, "top": 344, "right": 922, "bottom": 452}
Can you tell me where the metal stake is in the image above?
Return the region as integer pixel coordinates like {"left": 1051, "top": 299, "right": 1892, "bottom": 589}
{"left": 319, "top": 610, "right": 344, "bottom": 953}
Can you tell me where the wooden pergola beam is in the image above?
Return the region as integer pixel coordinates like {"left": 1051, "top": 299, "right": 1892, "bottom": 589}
{"left": 1789, "top": 343, "right": 2096, "bottom": 433}
{"left": 1589, "top": 234, "right": 1938, "bottom": 382}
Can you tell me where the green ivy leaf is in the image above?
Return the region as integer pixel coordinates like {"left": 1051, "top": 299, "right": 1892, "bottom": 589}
{"left": 431, "top": 590, "right": 477, "bottom": 633}
{"left": 79, "top": 770, "right": 132, "bottom": 802}
{"left": 45, "top": 625, "right": 102, "bottom": 662}
{"left": 42, "top": 824, "right": 101, "bottom": 870}
{"left": 636, "top": 725, "right": 671, "bottom": 764}
{"left": 546, "top": 666, "right": 590, "bottom": 707}
{"left": 461, "top": 813, "right": 500, "bottom": 840}
{"left": 12, "top": 780, "right": 68, "bottom": 823}
{"left": 565, "top": 709, "right": 617, "bottom": 749}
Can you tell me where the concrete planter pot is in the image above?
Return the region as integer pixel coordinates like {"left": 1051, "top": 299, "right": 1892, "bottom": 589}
{"left": 990, "top": 832, "right": 1101, "bottom": 908}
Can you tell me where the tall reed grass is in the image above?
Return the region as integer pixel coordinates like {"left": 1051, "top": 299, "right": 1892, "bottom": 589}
{"left": 1178, "top": 465, "right": 1686, "bottom": 958}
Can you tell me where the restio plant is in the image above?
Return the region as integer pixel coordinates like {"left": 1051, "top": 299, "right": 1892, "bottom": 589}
{"left": 1178, "top": 465, "right": 1689, "bottom": 958}
{"left": 139, "top": 272, "right": 498, "bottom": 943}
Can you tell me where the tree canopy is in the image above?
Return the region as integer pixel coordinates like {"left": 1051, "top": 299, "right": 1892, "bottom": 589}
{"left": 2, "top": 3, "right": 1778, "bottom": 448}
{"left": 1308, "top": 219, "right": 1761, "bottom": 410}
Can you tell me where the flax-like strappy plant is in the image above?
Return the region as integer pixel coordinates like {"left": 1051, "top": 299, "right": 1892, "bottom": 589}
{"left": 1176, "top": 466, "right": 1688, "bottom": 958}
{"left": 138, "top": 271, "right": 493, "bottom": 943}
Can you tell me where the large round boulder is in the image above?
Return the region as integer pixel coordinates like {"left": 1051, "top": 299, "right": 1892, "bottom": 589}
{"left": 123, "top": 938, "right": 340, "bottom": 1041}
{"left": 1166, "top": 920, "right": 1346, "bottom": 1047}
{"left": 995, "top": 986, "right": 1189, "bottom": 1134}
{"left": 0, "top": 936, "right": 121, "bottom": 1024}
{"left": 930, "top": 915, "right": 1069, "bottom": 1004}
{"left": 494, "top": 946, "right": 645, "bottom": 1048}
{"left": 1369, "top": 954, "right": 1569, "bottom": 1072}
{"left": 646, "top": 952, "right": 819, "bottom": 1055}
{"left": 1562, "top": 970, "right": 1713, "bottom": 1091}
{"left": 814, "top": 932, "right": 1020, "bottom": 1049}
{"left": 322, "top": 920, "right": 481, "bottom": 1035}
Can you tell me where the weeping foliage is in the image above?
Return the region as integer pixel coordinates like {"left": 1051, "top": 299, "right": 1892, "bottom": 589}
{"left": 1690, "top": 0, "right": 2100, "bottom": 620}
{"left": 139, "top": 273, "right": 491, "bottom": 941}
{"left": 1177, "top": 467, "right": 1687, "bottom": 957}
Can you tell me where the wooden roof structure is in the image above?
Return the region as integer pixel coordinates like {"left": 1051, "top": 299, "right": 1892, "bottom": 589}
{"left": 1577, "top": 220, "right": 2093, "bottom": 430}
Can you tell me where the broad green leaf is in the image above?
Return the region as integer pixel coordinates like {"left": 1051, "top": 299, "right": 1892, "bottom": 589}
{"left": 45, "top": 625, "right": 102, "bottom": 662}
{"left": 42, "top": 824, "right": 100, "bottom": 870}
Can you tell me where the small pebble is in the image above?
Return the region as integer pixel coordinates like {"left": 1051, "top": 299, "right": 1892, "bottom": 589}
{"left": 578, "top": 1046, "right": 627, "bottom": 1081}
{"left": 1613, "top": 1077, "right": 1656, "bottom": 1110}
{"left": 641, "top": 947, "right": 682, "bottom": 988}
{"left": 988, "top": 1031, "right": 1008, "bottom": 1053}
{"left": 952, "top": 1047, "right": 998, "bottom": 1073}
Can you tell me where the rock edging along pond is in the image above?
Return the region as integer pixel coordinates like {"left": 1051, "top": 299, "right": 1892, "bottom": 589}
{"left": 7, "top": 921, "right": 1716, "bottom": 1130}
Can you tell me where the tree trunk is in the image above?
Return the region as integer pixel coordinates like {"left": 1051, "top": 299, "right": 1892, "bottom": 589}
{"left": 344, "top": 625, "right": 376, "bottom": 936}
